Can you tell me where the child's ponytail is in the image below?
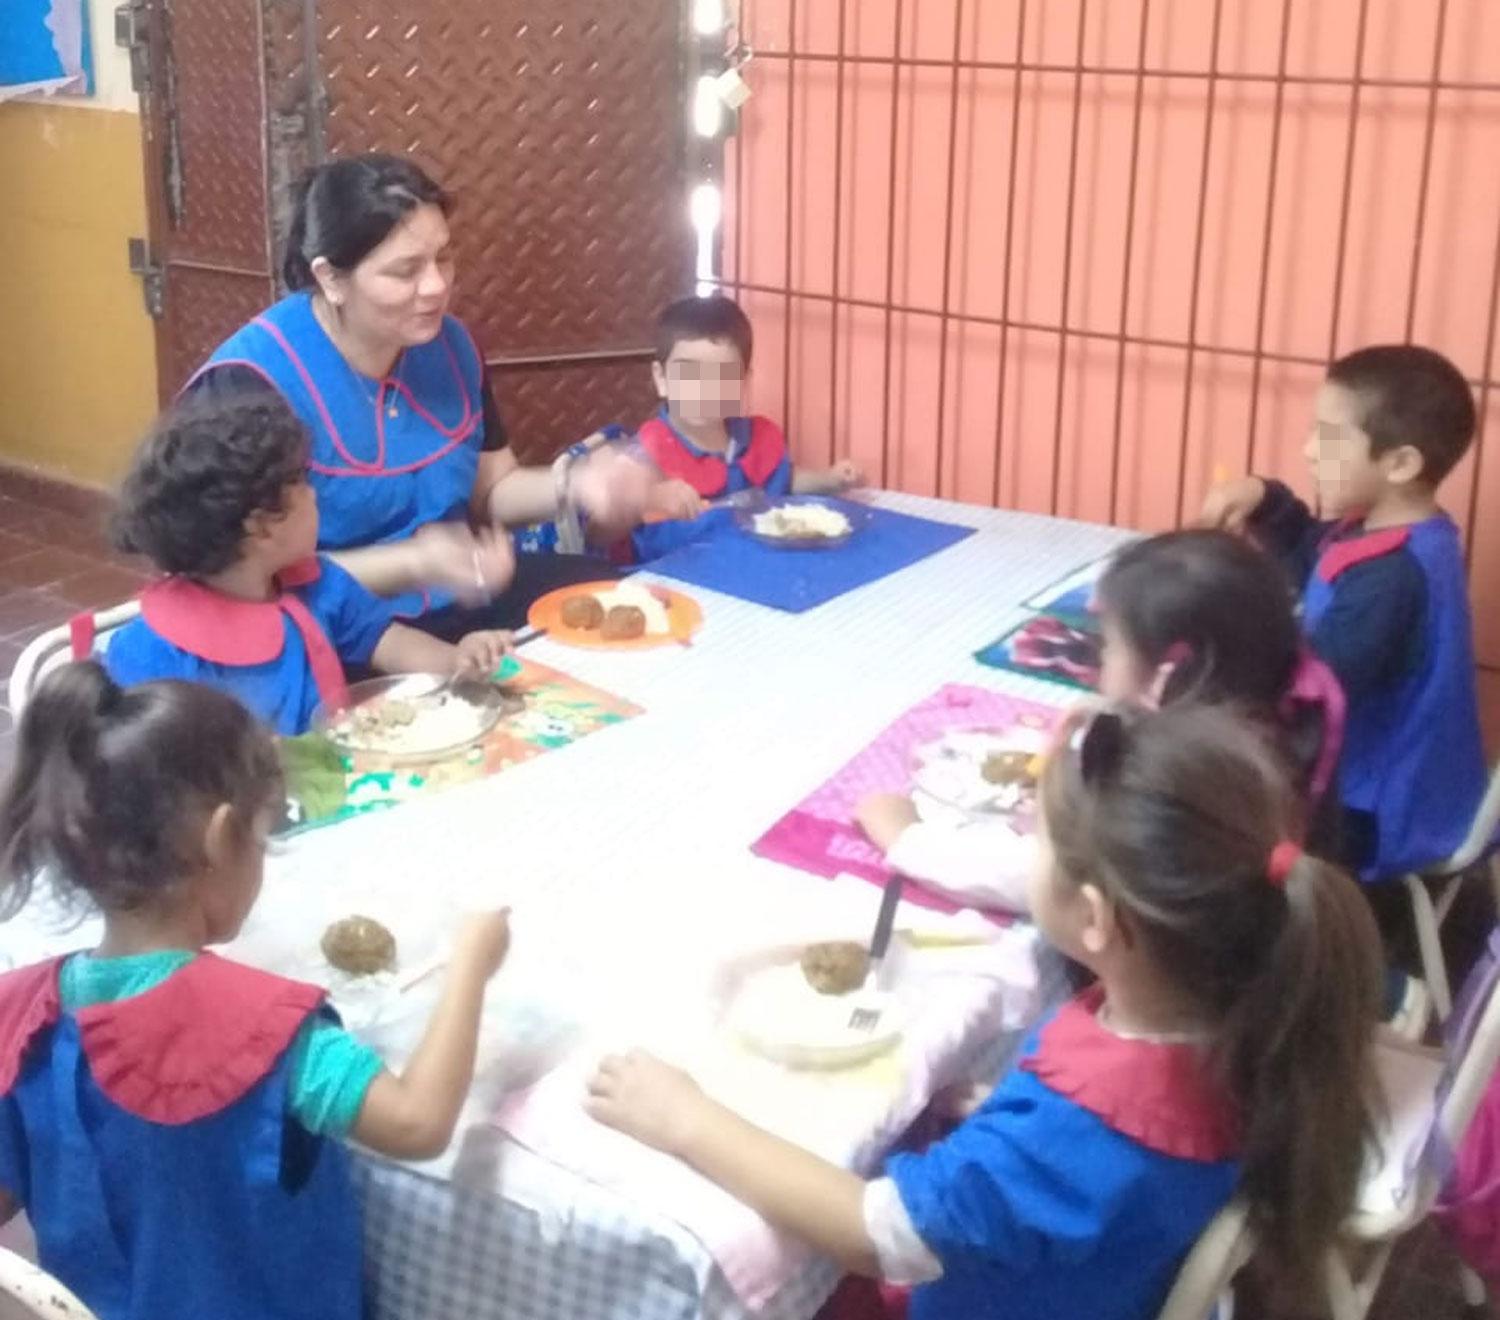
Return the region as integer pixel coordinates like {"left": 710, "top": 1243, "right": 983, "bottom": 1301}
{"left": 0, "top": 662, "right": 283, "bottom": 918}
{"left": 1042, "top": 703, "right": 1384, "bottom": 1290}
{"left": 1214, "top": 847, "right": 1382, "bottom": 1279}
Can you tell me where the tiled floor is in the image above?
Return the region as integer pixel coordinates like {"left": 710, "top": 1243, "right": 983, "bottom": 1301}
{"left": 0, "top": 477, "right": 148, "bottom": 769}
{"left": 0, "top": 469, "right": 1491, "bottom": 1318}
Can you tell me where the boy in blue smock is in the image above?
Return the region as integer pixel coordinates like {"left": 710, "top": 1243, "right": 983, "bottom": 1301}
{"left": 518, "top": 294, "right": 866, "bottom": 562}
{"left": 1202, "top": 344, "right": 1489, "bottom": 882}
{"left": 104, "top": 394, "right": 510, "bottom": 735}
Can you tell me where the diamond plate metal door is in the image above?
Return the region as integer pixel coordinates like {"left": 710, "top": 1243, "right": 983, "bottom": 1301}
{"left": 130, "top": 0, "right": 282, "bottom": 399}
{"left": 313, "top": 2, "right": 693, "bottom": 460}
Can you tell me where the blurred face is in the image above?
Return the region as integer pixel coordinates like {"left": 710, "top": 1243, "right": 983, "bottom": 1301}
{"left": 652, "top": 336, "right": 745, "bottom": 425}
{"left": 1097, "top": 611, "right": 1153, "bottom": 704}
{"left": 1302, "top": 381, "right": 1406, "bottom": 518}
{"left": 317, "top": 202, "right": 455, "bottom": 351}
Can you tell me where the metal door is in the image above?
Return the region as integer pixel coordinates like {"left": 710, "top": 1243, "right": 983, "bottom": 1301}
{"left": 126, "top": 0, "right": 694, "bottom": 460}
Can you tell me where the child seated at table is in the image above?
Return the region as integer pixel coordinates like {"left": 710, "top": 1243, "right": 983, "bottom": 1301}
{"left": 588, "top": 703, "right": 1384, "bottom": 1320}
{"left": 0, "top": 662, "right": 512, "bottom": 1320}
{"left": 104, "top": 393, "right": 511, "bottom": 735}
{"left": 856, "top": 529, "right": 1343, "bottom": 914}
{"left": 1201, "top": 343, "right": 1488, "bottom": 883}
{"left": 519, "top": 294, "right": 868, "bottom": 560}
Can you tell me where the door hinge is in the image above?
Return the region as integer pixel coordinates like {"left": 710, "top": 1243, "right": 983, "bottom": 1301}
{"left": 114, "top": 0, "right": 151, "bottom": 94}
{"left": 127, "top": 239, "right": 165, "bottom": 319}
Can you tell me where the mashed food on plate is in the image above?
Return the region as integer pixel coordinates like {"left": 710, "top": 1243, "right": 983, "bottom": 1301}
{"left": 332, "top": 691, "right": 492, "bottom": 756}
{"left": 800, "top": 941, "right": 870, "bottom": 995}
{"left": 753, "top": 503, "right": 852, "bottom": 541}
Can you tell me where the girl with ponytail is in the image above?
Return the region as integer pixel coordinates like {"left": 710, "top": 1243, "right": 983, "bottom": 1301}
{"left": 588, "top": 703, "right": 1383, "bottom": 1319}
{"left": 0, "top": 662, "right": 511, "bottom": 1320}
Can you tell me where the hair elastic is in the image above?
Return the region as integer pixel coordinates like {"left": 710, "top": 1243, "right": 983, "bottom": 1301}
{"left": 1267, "top": 840, "right": 1303, "bottom": 889}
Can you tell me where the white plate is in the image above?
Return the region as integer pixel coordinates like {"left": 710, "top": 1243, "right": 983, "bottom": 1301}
{"left": 717, "top": 942, "right": 909, "bottom": 1070}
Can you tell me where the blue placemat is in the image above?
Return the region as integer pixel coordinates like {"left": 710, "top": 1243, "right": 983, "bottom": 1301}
{"left": 647, "top": 502, "right": 976, "bottom": 613}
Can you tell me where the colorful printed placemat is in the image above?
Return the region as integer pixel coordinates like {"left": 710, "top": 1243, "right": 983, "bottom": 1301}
{"left": 973, "top": 612, "right": 1102, "bottom": 691}
{"left": 648, "top": 502, "right": 975, "bottom": 614}
{"left": 751, "top": 684, "right": 1064, "bottom": 913}
{"left": 278, "top": 658, "right": 641, "bottom": 834}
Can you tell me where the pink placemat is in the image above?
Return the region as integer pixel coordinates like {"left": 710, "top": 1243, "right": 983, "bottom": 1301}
{"left": 752, "top": 684, "right": 1065, "bottom": 913}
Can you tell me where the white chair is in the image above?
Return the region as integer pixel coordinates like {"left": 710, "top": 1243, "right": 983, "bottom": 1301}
{"left": 1402, "top": 762, "right": 1500, "bottom": 1022}
{"left": 7, "top": 601, "right": 140, "bottom": 717}
{"left": 1156, "top": 1200, "right": 1252, "bottom": 1320}
{"left": 1321, "top": 966, "right": 1500, "bottom": 1320}
{"left": 0, "top": 1245, "right": 98, "bottom": 1319}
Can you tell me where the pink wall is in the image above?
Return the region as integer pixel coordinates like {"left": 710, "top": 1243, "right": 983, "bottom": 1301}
{"left": 723, "top": 0, "right": 1500, "bottom": 736}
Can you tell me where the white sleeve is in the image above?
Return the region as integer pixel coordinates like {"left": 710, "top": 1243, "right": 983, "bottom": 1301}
{"left": 863, "top": 1177, "right": 944, "bottom": 1285}
{"left": 885, "top": 819, "right": 1037, "bottom": 914}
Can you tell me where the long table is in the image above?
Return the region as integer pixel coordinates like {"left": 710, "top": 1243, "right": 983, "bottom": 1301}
{"left": 0, "top": 493, "right": 1129, "bottom": 1320}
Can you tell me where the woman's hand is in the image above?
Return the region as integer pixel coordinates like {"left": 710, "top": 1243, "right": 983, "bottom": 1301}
{"left": 571, "top": 446, "right": 657, "bottom": 530}
{"left": 414, "top": 522, "right": 516, "bottom": 603}
{"left": 855, "top": 792, "right": 920, "bottom": 852}
{"left": 587, "top": 1050, "right": 710, "bottom": 1156}
{"left": 453, "top": 629, "right": 513, "bottom": 676}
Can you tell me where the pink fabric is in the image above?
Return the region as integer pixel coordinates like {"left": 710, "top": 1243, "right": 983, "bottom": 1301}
{"left": 1436, "top": 1078, "right": 1500, "bottom": 1284}
{"left": 751, "top": 685, "right": 1064, "bottom": 914}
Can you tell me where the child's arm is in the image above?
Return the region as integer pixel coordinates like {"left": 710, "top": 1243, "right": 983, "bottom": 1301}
{"left": 369, "top": 622, "right": 512, "bottom": 678}
{"left": 351, "top": 910, "right": 510, "bottom": 1160}
{"left": 792, "top": 459, "right": 864, "bottom": 496}
{"left": 587, "top": 1050, "right": 881, "bottom": 1276}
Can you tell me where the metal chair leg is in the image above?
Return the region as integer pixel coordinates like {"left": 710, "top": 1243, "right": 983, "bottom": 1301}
{"left": 1407, "top": 872, "right": 1455, "bottom": 1022}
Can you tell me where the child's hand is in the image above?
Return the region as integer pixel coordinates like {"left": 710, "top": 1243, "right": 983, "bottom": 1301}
{"left": 855, "top": 792, "right": 920, "bottom": 852}
{"left": 648, "top": 478, "right": 706, "bottom": 522}
{"left": 453, "top": 908, "right": 512, "bottom": 980}
{"left": 453, "top": 629, "right": 513, "bottom": 676}
{"left": 415, "top": 523, "right": 516, "bottom": 604}
{"left": 1197, "top": 476, "right": 1266, "bottom": 533}
{"left": 827, "top": 458, "right": 865, "bottom": 491}
{"left": 586, "top": 1049, "right": 708, "bottom": 1156}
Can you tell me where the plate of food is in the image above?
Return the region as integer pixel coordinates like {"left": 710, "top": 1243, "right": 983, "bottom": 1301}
{"left": 910, "top": 725, "right": 1049, "bottom": 828}
{"left": 528, "top": 579, "right": 703, "bottom": 649}
{"left": 734, "top": 496, "right": 870, "bottom": 549}
{"left": 311, "top": 671, "right": 521, "bottom": 764}
{"left": 719, "top": 939, "right": 908, "bottom": 1069}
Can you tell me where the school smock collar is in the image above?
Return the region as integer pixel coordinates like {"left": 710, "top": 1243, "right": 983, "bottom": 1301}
{"left": 1020, "top": 986, "right": 1239, "bottom": 1162}
{"left": 140, "top": 557, "right": 322, "bottom": 665}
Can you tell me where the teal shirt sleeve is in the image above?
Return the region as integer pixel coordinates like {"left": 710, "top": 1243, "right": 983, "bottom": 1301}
{"left": 284, "top": 1015, "right": 384, "bottom": 1137}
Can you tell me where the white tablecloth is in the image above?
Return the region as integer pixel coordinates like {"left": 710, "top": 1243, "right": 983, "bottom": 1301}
{"left": 0, "top": 493, "right": 1130, "bottom": 1320}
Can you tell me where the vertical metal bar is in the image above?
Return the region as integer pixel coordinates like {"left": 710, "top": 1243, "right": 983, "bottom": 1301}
{"left": 301, "top": 0, "right": 327, "bottom": 164}
{"left": 1403, "top": 0, "right": 1452, "bottom": 343}
{"left": 1050, "top": 0, "right": 1090, "bottom": 517}
{"left": 1173, "top": 0, "right": 1227, "bottom": 525}
{"left": 1463, "top": 208, "right": 1500, "bottom": 573}
{"left": 933, "top": 0, "right": 967, "bottom": 497}
{"left": 1107, "top": 0, "right": 1151, "bottom": 527}
{"left": 990, "top": 0, "right": 1028, "bottom": 507}
{"left": 879, "top": 0, "right": 907, "bottom": 488}
{"left": 828, "top": 0, "right": 849, "bottom": 467}
{"left": 1326, "top": 0, "right": 1373, "bottom": 359}
{"left": 782, "top": 0, "right": 798, "bottom": 427}
{"left": 732, "top": 0, "right": 747, "bottom": 294}
{"left": 1243, "top": 0, "right": 1296, "bottom": 477}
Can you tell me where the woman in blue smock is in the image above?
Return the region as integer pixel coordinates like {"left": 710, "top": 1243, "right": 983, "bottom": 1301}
{"left": 189, "top": 153, "right": 653, "bottom": 635}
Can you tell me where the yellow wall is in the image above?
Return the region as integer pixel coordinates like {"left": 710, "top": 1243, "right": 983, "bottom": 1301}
{"left": 0, "top": 2, "right": 157, "bottom": 488}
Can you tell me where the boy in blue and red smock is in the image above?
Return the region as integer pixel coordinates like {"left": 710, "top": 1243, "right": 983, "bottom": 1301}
{"left": 103, "top": 393, "right": 509, "bottom": 736}
{"left": 519, "top": 295, "right": 867, "bottom": 562}
{"left": 1202, "top": 344, "right": 1490, "bottom": 883}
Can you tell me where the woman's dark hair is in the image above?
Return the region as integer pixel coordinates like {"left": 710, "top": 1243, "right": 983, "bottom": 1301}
{"left": 1042, "top": 703, "right": 1382, "bottom": 1288}
{"left": 112, "top": 393, "right": 309, "bottom": 576}
{"left": 0, "top": 663, "right": 283, "bottom": 918}
{"left": 283, "top": 153, "right": 452, "bottom": 290}
{"left": 1097, "top": 529, "right": 1300, "bottom": 710}
{"left": 655, "top": 294, "right": 754, "bottom": 371}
